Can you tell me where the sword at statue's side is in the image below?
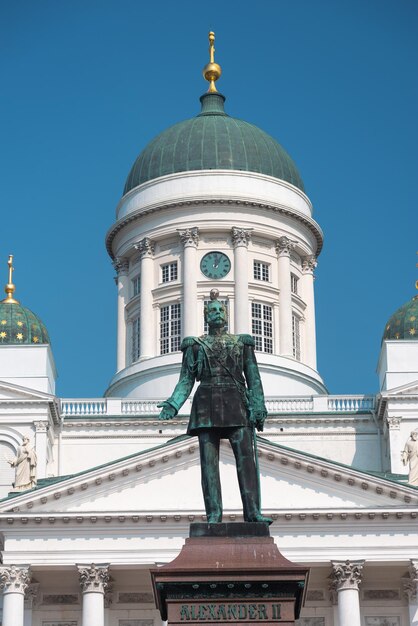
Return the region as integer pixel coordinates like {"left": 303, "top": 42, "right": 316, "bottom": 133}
{"left": 247, "top": 389, "right": 262, "bottom": 511}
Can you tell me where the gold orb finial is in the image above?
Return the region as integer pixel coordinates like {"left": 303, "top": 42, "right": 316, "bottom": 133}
{"left": 203, "top": 31, "right": 222, "bottom": 93}
{"left": 2, "top": 255, "right": 19, "bottom": 304}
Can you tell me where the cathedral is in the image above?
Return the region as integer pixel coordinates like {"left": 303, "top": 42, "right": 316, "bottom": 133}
{"left": 0, "top": 33, "right": 417, "bottom": 626}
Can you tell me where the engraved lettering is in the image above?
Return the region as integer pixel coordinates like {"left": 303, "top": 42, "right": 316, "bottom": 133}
{"left": 180, "top": 605, "right": 191, "bottom": 621}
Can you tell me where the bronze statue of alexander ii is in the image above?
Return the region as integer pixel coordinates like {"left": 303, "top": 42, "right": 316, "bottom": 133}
{"left": 159, "top": 289, "right": 272, "bottom": 524}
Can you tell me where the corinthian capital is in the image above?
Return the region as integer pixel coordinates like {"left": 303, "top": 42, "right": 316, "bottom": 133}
{"left": 134, "top": 238, "right": 155, "bottom": 259}
{"left": 231, "top": 227, "right": 251, "bottom": 248}
{"left": 302, "top": 255, "right": 318, "bottom": 274}
{"left": 275, "top": 236, "right": 296, "bottom": 257}
{"left": 77, "top": 563, "right": 110, "bottom": 594}
{"left": 112, "top": 257, "right": 129, "bottom": 276}
{"left": 34, "top": 420, "right": 48, "bottom": 433}
{"left": 330, "top": 560, "right": 364, "bottom": 592}
{"left": 386, "top": 416, "right": 402, "bottom": 430}
{"left": 0, "top": 565, "right": 31, "bottom": 593}
{"left": 178, "top": 227, "right": 199, "bottom": 248}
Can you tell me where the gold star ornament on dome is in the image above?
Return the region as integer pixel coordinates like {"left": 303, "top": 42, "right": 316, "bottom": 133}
{"left": 0, "top": 320, "right": 6, "bottom": 325}
{"left": 410, "top": 328, "right": 416, "bottom": 336}
{"left": 32, "top": 336, "right": 39, "bottom": 343}
{"left": 16, "top": 333, "right": 23, "bottom": 340}
{"left": 0, "top": 332, "right": 6, "bottom": 339}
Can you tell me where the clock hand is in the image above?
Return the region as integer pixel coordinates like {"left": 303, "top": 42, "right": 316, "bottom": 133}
{"left": 213, "top": 254, "right": 219, "bottom": 268}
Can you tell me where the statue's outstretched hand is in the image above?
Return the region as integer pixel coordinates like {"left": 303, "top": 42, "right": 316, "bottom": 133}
{"left": 157, "top": 402, "right": 177, "bottom": 421}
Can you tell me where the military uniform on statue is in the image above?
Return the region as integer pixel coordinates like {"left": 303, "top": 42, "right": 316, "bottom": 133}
{"left": 158, "top": 289, "right": 272, "bottom": 524}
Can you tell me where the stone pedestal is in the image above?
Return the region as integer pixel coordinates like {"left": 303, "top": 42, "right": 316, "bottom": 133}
{"left": 151, "top": 523, "right": 309, "bottom": 626}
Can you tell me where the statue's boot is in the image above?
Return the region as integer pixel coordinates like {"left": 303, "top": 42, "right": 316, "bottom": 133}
{"left": 198, "top": 431, "right": 223, "bottom": 523}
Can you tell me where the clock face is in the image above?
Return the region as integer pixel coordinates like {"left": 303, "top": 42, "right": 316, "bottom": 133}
{"left": 200, "top": 251, "right": 231, "bottom": 279}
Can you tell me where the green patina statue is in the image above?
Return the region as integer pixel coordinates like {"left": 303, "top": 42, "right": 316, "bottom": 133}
{"left": 158, "top": 289, "right": 272, "bottom": 524}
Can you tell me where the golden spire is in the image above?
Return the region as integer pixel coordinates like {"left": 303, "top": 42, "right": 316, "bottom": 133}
{"left": 2, "top": 255, "right": 19, "bottom": 304}
{"left": 203, "top": 31, "right": 222, "bottom": 93}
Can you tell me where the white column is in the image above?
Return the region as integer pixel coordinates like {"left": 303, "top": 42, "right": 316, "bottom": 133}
{"left": 232, "top": 227, "right": 251, "bottom": 334}
{"left": 301, "top": 255, "right": 318, "bottom": 369}
{"left": 113, "top": 257, "right": 129, "bottom": 372}
{"left": 403, "top": 559, "right": 418, "bottom": 626}
{"left": 386, "top": 416, "right": 404, "bottom": 474}
{"left": 0, "top": 565, "right": 31, "bottom": 626}
{"left": 34, "top": 421, "right": 48, "bottom": 479}
{"left": 78, "top": 563, "right": 110, "bottom": 626}
{"left": 134, "top": 238, "right": 155, "bottom": 360}
{"left": 178, "top": 228, "right": 199, "bottom": 337}
{"left": 330, "top": 560, "right": 364, "bottom": 626}
{"left": 275, "top": 236, "right": 295, "bottom": 357}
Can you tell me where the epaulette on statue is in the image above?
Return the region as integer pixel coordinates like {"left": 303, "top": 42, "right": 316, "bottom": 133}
{"left": 181, "top": 336, "right": 198, "bottom": 350}
{"left": 238, "top": 334, "right": 255, "bottom": 346}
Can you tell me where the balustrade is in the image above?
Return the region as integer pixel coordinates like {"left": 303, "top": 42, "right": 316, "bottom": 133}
{"left": 60, "top": 395, "right": 375, "bottom": 418}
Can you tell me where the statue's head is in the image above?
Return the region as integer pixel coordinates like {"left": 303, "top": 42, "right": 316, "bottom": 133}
{"left": 411, "top": 431, "right": 418, "bottom": 441}
{"left": 204, "top": 289, "right": 227, "bottom": 328}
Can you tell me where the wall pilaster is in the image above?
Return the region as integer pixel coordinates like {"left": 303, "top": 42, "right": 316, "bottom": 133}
{"left": 386, "top": 416, "right": 403, "bottom": 474}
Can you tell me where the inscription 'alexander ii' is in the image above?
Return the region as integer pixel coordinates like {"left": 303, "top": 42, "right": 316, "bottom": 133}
{"left": 179, "top": 603, "right": 282, "bottom": 621}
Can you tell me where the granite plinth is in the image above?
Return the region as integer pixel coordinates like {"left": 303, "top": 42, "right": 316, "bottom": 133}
{"left": 150, "top": 523, "right": 309, "bottom": 625}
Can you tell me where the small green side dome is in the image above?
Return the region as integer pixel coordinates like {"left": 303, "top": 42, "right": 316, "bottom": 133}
{"left": 0, "top": 302, "right": 50, "bottom": 345}
{"left": 383, "top": 295, "right": 418, "bottom": 341}
{"left": 124, "top": 93, "right": 304, "bottom": 195}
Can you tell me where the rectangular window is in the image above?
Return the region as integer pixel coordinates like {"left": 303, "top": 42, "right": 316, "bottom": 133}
{"left": 161, "top": 261, "right": 178, "bottom": 283}
{"left": 291, "top": 273, "right": 299, "bottom": 295}
{"left": 132, "top": 316, "right": 140, "bottom": 363}
{"left": 251, "top": 303, "right": 273, "bottom": 353}
{"left": 203, "top": 299, "right": 229, "bottom": 334}
{"left": 132, "top": 275, "right": 140, "bottom": 298}
{"left": 160, "top": 303, "right": 181, "bottom": 354}
{"left": 292, "top": 314, "right": 301, "bottom": 361}
{"left": 253, "top": 261, "right": 270, "bottom": 282}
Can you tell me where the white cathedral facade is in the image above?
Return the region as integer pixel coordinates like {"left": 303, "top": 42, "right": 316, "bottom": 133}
{"left": 0, "top": 37, "right": 418, "bottom": 626}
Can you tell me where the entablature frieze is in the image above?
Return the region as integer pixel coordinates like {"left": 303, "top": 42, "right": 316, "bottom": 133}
{"left": 106, "top": 198, "right": 324, "bottom": 260}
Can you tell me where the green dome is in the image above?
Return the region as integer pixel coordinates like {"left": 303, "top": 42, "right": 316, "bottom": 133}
{"left": 383, "top": 295, "right": 418, "bottom": 341}
{"left": 0, "top": 301, "right": 50, "bottom": 345}
{"left": 124, "top": 93, "right": 304, "bottom": 195}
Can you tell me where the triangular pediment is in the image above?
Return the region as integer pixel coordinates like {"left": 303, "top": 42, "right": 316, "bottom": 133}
{"left": 382, "top": 379, "right": 418, "bottom": 397}
{"left": 0, "top": 379, "right": 55, "bottom": 402}
{"left": 1, "top": 436, "right": 416, "bottom": 515}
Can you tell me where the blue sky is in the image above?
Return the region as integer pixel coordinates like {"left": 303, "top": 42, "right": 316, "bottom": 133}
{"left": 0, "top": 1, "right": 417, "bottom": 397}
